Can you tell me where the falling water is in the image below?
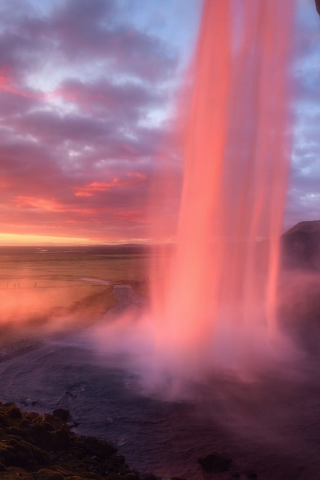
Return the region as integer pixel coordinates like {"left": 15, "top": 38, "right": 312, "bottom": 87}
{"left": 150, "top": 0, "right": 295, "bottom": 379}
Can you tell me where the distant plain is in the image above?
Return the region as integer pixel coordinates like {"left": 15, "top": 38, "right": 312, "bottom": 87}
{"left": 0, "top": 245, "right": 152, "bottom": 348}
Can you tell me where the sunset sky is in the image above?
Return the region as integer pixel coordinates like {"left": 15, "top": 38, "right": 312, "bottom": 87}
{"left": 0, "top": 0, "right": 319, "bottom": 245}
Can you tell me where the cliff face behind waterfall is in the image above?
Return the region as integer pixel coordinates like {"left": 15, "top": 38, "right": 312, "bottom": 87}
{"left": 282, "top": 220, "right": 320, "bottom": 269}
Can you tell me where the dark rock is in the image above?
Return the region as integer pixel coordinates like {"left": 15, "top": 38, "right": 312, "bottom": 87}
{"left": 32, "top": 444, "right": 51, "bottom": 465}
{"left": 29, "top": 423, "right": 51, "bottom": 447}
{"left": 12, "top": 440, "right": 33, "bottom": 466}
{"left": 2, "top": 450, "right": 17, "bottom": 466}
{"left": 0, "top": 414, "right": 9, "bottom": 427}
{"left": 19, "top": 419, "right": 31, "bottom": 429}
{"left": 25, "top": 412, "right": 40, "bottom": 421}
{"left": 34, "top": 469, "right": 65, "bottom": 480}
{"left": 5, "top": 426, "right": 26, "bottom": 437}
{"left": 53, "top": 408, "right": 70, "bottom": 422}
{"left": 50, "top": 428, "right": 71, "bottom": 450}
{"left": 7, "top": 406, "right": 23, "bottom": 419}
{"left": 25, "top": 457, "right": 39, "bottom": 471}
{"left": 170, "top": 477, "right": 187, "bottom": 480}
{"left": 43, "top": 421, "right": 55, "bottom": 432}
{"left": 198, "top": 452, "right": 232, "bottom": 472}
{"left": 77, "top": 435, "right": 117, "bottom": 459}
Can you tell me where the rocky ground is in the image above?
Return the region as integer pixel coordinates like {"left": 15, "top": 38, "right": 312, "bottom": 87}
{"left": 0, "top": 402, "right": 239, "bottom": 480}
{"left": 0, "top": 402, "right": 157, "bottom": 480}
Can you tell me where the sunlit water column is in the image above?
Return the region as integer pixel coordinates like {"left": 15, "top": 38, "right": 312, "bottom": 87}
{"left": 150, "top": 0, "right": 295, "bottom": 380}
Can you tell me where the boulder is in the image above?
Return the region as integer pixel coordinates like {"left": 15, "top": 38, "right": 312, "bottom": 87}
{"left": 7, "top": 406, "right": 23, "bottom": 419}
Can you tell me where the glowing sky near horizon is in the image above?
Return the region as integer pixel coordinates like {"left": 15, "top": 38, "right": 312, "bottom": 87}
{"left": 0, "top": 0, "right": 319, "bottom": 245}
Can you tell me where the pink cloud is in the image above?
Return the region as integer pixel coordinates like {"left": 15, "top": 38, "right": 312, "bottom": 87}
{"left": 74, "top": 172, "right": 147, "bottom": 197}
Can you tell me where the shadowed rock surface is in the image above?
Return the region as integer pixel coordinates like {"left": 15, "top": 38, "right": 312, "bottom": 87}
{"left": 282, "top": 220, "right": 320, "bottom": 269}
{"left": 0, "top": 402, "right": 151, "bottom": 480}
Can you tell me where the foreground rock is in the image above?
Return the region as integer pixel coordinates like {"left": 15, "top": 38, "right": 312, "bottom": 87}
{"left": 0, "top": 402, "right": 146, "bottom": 479}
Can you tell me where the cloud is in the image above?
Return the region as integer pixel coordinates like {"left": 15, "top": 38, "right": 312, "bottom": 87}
{"left": 0, "top": 0, "right": 319, "bottom": 243}
{"left": 0, "top": 0, "right": 181, "bottom": 242}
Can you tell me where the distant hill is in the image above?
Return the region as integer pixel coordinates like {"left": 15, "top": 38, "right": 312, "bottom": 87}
{"left": 282, "top": 220, "right": 320, "bottom": 269}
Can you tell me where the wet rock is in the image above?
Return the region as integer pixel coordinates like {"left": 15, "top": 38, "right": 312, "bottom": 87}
{"left": 53, "top": 408, "right": 70, "bottom": 422}
{"left": 198, "top": 452, "right": 232, "bottom": 472}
